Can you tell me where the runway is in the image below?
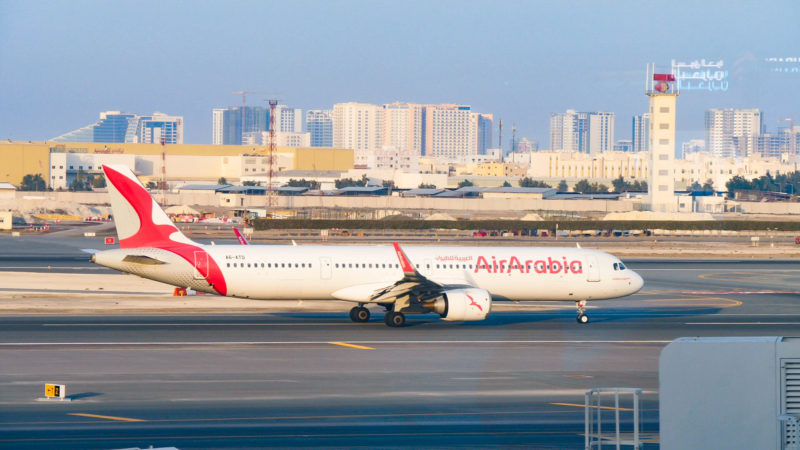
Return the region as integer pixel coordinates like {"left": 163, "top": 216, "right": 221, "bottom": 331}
{"left": 1, "top": 245, "right": 800, "bottom": 447}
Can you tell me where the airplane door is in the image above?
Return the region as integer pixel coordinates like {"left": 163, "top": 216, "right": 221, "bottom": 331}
{"left": 193, "top": 251, "right": 209, "bottom": 280}
{"left": 586, "top": 255, "right": 600, "bottom": 282}
{"left": 320, "top": 257, "right": 332, "bottom": 280}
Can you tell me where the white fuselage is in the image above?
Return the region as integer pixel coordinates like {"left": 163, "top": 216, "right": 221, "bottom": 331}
{"left": 94, "top": 243, "right": 643, "bottom": 303}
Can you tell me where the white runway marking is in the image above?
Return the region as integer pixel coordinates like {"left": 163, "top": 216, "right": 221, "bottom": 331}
{"left": 0, "top": 339, "right": 673, "bottom": 346}
{"left": 685, "top": 322, "right": 799, "bottom": 325}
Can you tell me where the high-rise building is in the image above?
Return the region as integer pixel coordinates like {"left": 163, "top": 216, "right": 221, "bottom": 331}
{"left": 382, "top": 102, "right": 425, "bottom": 156}
{"left": 588, "top": 112, "right": 615, "bottom": 154}
{"left": 333, "top": 102, "right": 383, "bottom": 167}
{"left": 614, "top": 140, "right": 633, "bottom": 152}
{"left": 632, "top": 113, "right": 650, "bottom": 152}
{"left": 681, "top": 139, "right": 706, "bottom": 159}
{"left": 212, "top": 106, "right": 269, "bottom": 146}
{"left": 52, "top": 111, "right": 183, "bottom": 144}
{"left": 138, "top": 113, "right": 183, "bottom": 144}
{"left": 549, "top": 110, "right": 613, "bottom": 154}
{"left": 475, "top": 113, "right": 493, "bottom": 156}
{"left": 275, "top": 106, "right": 303, "bottom": 133}
{"left": 305, "top": 110, "right": 333, "bottom": 147}
{"left": 424, "top": 104, "right": 476, "bottom": 161}
{"left": 704, "top": 108, "right": 763, "bottom": 158}
{"left": 212, "top": 109, "right": 225, "bottom": 145}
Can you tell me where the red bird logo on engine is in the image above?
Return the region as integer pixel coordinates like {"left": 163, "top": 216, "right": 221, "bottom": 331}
{"left": 466, "top": 293, "right": 483, "bottom": 312}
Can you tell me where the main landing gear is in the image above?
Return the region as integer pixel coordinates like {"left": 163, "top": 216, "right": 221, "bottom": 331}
{"left": 575, "top": 300, "right": 589, "bottom": 324}
{"left": 384, "top": 311, "right": 406, "bottom": 327}
{"left": 349, "top": 305, "right": 370, "bottom": 323}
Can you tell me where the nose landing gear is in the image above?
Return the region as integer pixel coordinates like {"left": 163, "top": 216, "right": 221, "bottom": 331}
{"left": 576, "top": 300, "right": 589, "bottom": 324}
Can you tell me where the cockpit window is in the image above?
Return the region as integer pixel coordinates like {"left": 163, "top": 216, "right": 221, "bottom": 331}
{"left": 619, "top": 263, "right": 626, "bottom": 270}
{"left": 613, "top": 263, "right": 619, "bottom": 270}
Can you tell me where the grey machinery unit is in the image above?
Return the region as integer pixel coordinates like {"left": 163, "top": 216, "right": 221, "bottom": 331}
{"left": 660, "top": 336, "right": 800, "bottom": 450}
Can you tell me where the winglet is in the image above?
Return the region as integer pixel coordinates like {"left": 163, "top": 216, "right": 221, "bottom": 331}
{"left": 233, "top": 227, "right": 249, "bottom": 245}
{"left": 392, "top": 242, "right": 419, "bottom": 276}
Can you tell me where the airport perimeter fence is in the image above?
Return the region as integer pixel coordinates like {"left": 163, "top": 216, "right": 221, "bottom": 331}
{"left": 253, "top": 219, "right": 800, "bottom": 234}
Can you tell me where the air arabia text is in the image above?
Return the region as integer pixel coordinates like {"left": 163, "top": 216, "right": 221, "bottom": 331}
{"left": 474, "top": 256, "right": 583, "bottom": 274}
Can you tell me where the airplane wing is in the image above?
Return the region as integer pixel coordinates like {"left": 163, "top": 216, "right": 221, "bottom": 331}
{"left": 331, "top": 242, "right": 475, "bottom": 304}
{"left": 367, "top": 242, "right": 453, "bottom": 303}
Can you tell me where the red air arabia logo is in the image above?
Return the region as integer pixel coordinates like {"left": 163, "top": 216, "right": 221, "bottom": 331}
{"left": 466, "top": 293, "right": 483, "bottom": 312}
{"left": 473, "top": 255, "right": 583, "bottom": 275}
{"left": 104, "top": 166, "right": 228, "bottom": 296}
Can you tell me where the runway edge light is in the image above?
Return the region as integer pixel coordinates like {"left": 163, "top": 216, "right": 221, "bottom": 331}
{"left": 44, "top": 383, "right": 66, "bottom": 400}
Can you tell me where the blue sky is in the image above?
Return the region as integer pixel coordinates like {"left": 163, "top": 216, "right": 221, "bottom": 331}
{"left": 1, "top": 0, "right": 798, "bottom": 147}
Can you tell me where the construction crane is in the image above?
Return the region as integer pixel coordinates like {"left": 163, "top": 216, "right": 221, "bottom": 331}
{"left": 231, "top": 90, "right": 265, "bottom": 144}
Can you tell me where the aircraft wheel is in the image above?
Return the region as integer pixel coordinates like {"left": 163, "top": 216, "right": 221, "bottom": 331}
{"left": 384, "top": 311, "right": 406, "bottom": 327}
{"left": 349, "top": 306, "right": 360, "bottom": 322}
{"left": 577, "top": 314, "right": 589, "bottom": 324}
{"left": 354, "top": 307, "right": 370, "bottom": 323}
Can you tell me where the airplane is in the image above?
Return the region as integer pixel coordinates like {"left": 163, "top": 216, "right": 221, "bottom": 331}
{"left": 91, "top": 164, "right": 644, "bottom": 327}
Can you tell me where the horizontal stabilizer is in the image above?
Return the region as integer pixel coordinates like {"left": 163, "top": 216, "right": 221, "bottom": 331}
{"left": 122, "top": 254, "right": 167, "bottom": 265}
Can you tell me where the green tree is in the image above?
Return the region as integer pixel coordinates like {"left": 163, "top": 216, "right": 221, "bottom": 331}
{"left": 573, "top": 179, "right": 591, "bottom": 193}
{"left": 146, "top": 181, "right": 158, "bottom": 190}
{"left": 457, "top": 179, "right": 474, "bottom": 188}
{"left": 594, "top": 183, "right": 609, "bottom": 193}
{"left": 418, "top": 183, "right": 437, "bottom": 189}
{"left": 69, "top": 169, "right": 92, "bottom": 191}
{"left": 335, "top": 175, "right": 368, "bottom": 189}
{"left": 286, "top": 179, "right": 320, "bottom": 189}
{"left": 557, "top": 180, "right": 568, "bottom": 191}
{"left": 502, "top": 180, "right": 512, "bottom": 187}
{"left": 217, "top": 177, "right": 228, "bottom": 185}
{"left": 611, "top": 175, "right": 631, "bottom": 192}
{"left": 631, "top": 180, "right": 647, "bottom": 191}
{"left": 20, "top": 173, "right": 46, "bottom": 191}
{"left": 90, "top": 174, "right": 106, "bottom": 189}
{"left": 518, "top": 177, "right": 551, "bottom": 188}
{"left": 725, "top": 175, "right": 752, "bottom": 198}
{"left": 243, "top": 180, "right": 260, "bottom": 186}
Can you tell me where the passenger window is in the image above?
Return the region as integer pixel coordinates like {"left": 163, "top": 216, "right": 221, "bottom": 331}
{"left": 227, "top": 263, "right": 230, "bottom": 267}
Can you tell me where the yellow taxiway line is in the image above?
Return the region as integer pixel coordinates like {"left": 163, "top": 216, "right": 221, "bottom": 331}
{"left": 551, "top": 402, "right": 634, "bottom": 412}
{"left": 68, "top": 413, "right": 145, "bottom": 422}
{"left": 328, "top": 342, "right": 375, "bottom": 350}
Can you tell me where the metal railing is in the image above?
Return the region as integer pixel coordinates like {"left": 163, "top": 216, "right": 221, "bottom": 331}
{"left": 585, "top": 387, "right": 642, "bottom": 449}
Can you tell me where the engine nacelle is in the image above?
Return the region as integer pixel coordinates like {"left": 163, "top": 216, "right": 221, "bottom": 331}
{"left": 428, "top": 288, "right": 492, "bottom": 321}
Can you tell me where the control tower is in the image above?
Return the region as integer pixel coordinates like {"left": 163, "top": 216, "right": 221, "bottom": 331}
{"left": 645, "top": 64, "right": 679, "bottom": 213}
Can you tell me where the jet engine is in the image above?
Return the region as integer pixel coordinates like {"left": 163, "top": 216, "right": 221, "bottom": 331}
{"left": 427, "top": 288, "right": 492, "bottom": 321}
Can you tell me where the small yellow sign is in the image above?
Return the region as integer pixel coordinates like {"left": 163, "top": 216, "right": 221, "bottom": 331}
{"left": 45, "top": 384, "right": 65, "bottom": 399}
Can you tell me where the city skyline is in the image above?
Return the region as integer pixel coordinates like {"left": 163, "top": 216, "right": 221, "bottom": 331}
{"left": 1, "top": 1, "right": 798, "bottom": 147}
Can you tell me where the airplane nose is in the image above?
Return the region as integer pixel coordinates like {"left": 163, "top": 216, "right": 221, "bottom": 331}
{"left": 630, "top": 271, "right": 644, "bottom": 294}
